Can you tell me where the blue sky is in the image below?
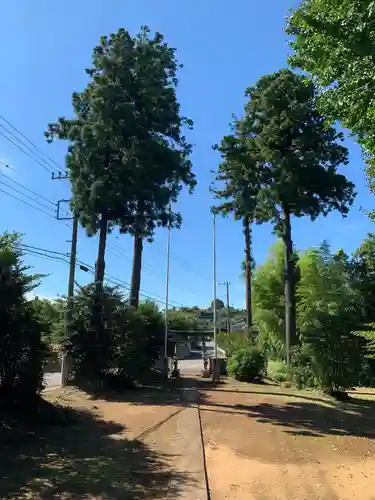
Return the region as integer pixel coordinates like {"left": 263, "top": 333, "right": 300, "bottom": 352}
{"left": 0, "top": 0, "right": 374, "bottom": 309}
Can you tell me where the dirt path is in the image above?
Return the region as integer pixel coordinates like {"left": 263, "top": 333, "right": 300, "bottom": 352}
{"left": 4, "top": 381, "right": 375, "bottom": 499}
{"left": 1, "top": 385, "right": 208, "bottom": 499}
{"left": 199, "top": 383, "right": 375, "bottom": 500}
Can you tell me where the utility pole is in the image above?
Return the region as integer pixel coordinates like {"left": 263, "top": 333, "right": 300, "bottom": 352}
{"left": 164, "top": 205, "right": 171, "bottom": 377}
{"left": 220, "top": 281, "right": 231, "bottom": 334}
{"left": 212, "top": 211, "right": 220, "bottom": 383}
{"left": 243, "top": 215, "right": 252, "bottom": 333}
{"left": 53, "top": 171, "right": 78, "bottom": 386}
{"left": 64, "top": 214, "right": 78, "bottom": 385}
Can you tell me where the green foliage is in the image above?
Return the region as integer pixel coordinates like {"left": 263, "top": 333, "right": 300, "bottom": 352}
{"left": 357, "top": 357, "right": 375, "bottom": 387}
{"left": 253, "top": 237, "right": 375, "bottom": 393}
{"left": 30, "top": 297, "right": 66, "bottom": 345}
{"left": 210, "top": 298, "right": 225, "bottom": 310}
{"left": 212, "top": 117, "right": 261, "bottom": 220}
{"left": 212, "top": 118, "right": 262, "bottom": 331}
{"left": 352, "top": 233, "right": 375, "bottom": 319}
{"left": 240, "top": 69, "right": 355, "bottom": 351}
{"left": 134, "top": 301, "right": 164, "bottom": 370}
{"left": 168, "top": 310, "right": 198, "bottom": 332}
{"left": 67, "top": 284, "right": 164, "bottom": 387}
{"left": 46, "top": 26, "right": 195, "bottom": 238}
{"left": 289, "top": 346, "right": 320, "bottom": 390}
{"left": 217, "top": 331, "right": 248, "bottom": 357}
{"left": 354, "top": 323, "right": 375, "bottom": 360}
{"left": 227, "top": 343, "right": 266, "bottom": 382}
{"left": 67, "top": 284, "right": 122, "bottom": 383}
{"left": 46, "top": 26, "right": 195, "bottom": 309}
{"left": 244, "top": 69, "right": 355, "bottom": 227}
{"left": 287, "top": 1, "right": 375, "bottom": 187}
{"left": 297, "top": 243, "right": 362, "bottom": 393}
{"left": 267, "top": 360, "right": 289, "bottom": 383}
{"left": 0, "top": 233, "right": 48, "bottom": 406}
{"left": 252, "top": 241, "right": 286, "bottom": 357}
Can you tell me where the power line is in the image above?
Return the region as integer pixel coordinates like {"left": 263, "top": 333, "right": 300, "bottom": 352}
{"left": 18, "top": 243, "right": 69, "bottom": 257}
{"left": 0, "top": 122, "right": 55, "bottom": 175}
{"left": 104, "top": 273, "right": 186, "bottom": 307}
{"left": 0, "top": 129, "right": 56, "bottom": 175}
{"left": 0, "top": 164, "right": 208, "bottom": 301}
{"left": 20, "top": 242, "right": 187, "bottom": 307}
{"left": 110, "top": 239, "right": 211, "bottom": 285}
{"left": 0, "top": 178, "right": 54, "bottom": 213}
{"left": 0, "top": 170, "right": 72, "bottom": 221}
{"left": 0, "top": 185, "right": 56, "bottom": 218}
{"left": 108, "top": 240, "right": 208, "bottom": 298}
{"left": 0, "top": 159, "right": 16, "bottom": 173}
{"left": 0, "top": 170, "right": 55, "bottom": 206}
{"left": 25, "top": 248, "right": 71, "bottom": 266}
{"left": 0, "top": 114, "right": 210, "bottom": 291}
{"left": 0, "top": 115, "right": 67, "bottom": 174}
{"left": 150, "top": 241, "right": 212, "bottom": 282}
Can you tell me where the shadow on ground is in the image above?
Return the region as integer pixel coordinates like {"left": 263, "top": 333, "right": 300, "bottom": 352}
{"left": 199, "top": 390, "right": 375, "bottom": 439}
{"left": 201, "top": 387, "right": 332, "bottom": 405}
{"left": 74, "top": 373, "right": 217, "bottom": 407}
{"left": 0, "top": 401, "right": 196, "bottom": 499}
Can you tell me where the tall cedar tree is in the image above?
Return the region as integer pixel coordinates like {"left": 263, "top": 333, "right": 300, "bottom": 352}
{"left": 244, "top": 70, "right": 355, "bottom": 364}
{"left": 213, "top": 119, "right": 261, "bottom": 331}
{"left": 287, "top": 1, "right": 375, "bottom": 202}
{"left": 46, "top": 27, "right": 195, "bottom": 307}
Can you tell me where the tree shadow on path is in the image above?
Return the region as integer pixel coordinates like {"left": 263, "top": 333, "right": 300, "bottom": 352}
{"left": 199, "top": 391, "right": 375, "bottom": 439}
{"left": 0, "top": 402, "right": 196, "bottom": 499}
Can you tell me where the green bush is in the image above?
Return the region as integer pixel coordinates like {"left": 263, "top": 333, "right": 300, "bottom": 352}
{"left": 288, "top": 347, "right": 320, "bottom": 389}
{"left": 227, "top": 344, "right": 266, "bottom": 382}
{"left": 217, "top": 331, "right": 250, "bottom": 357}
{"left": 267, "top": 360, "right": 289, "bottom": 383}
{"left": 357, "top": 358, "right": 375, "bottom": 387}
{"left": 0, "top": 233, "right": 48, "bottom": 407}
{"left": 110, "top": 303, "right": 163, "bottom": 382}
{"left": 67, "top": 284, "right": 120, "bottom": 385}
{"left": 297, "top": 245, "right": 363, "bottom": 395}
{"left": 67, "top": 285, "right": 165, "bottom": 389}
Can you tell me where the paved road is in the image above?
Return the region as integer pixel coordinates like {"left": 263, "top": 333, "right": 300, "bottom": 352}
{"left": 43, "top": 343, "right": 223, "bottom": 387}
{"left": 44, "top": 372, "right": 61, "bottom": 389}
{"left": 178, "top": 343, "right": 223, "bottom": 376}
{"left": 179, "top": 355, "right": 205, "bottom": 376}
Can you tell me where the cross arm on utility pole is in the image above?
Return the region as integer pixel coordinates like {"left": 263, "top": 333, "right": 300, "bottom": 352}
{"left": 55, "top": 199, "right": 73, "bottom": 220}
{"left": 52, "top": 172, "right": 68, "bottom": 181}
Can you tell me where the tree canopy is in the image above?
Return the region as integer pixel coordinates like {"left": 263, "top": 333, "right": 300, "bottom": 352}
{"left": 212, "top": 118, "right": 261, "bottom": 220}
{"left": 46, "top": 26, "right": 195, "bottom": 237}
{"left": 241, "top": 69, "right": 355, "bottom": 360}
{"left": 244, "top": 70, "right": 355, "bottom": 227}
{"left": 287, "top": 0, "right": 375, "bottom": 194}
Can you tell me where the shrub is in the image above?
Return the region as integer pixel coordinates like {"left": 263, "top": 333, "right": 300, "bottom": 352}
{"left": 67, "top": 285, "right": 165, "bottom": 389}
{"left": 217, "top": 331, "right": 251, "bottom": 357}
{"left": 0, "top": 233, "right": 48, "bottom": 407}
{"left": 67, "top": 284, "right": 122, "bottom": 385}
{"left": 267, "top": 360, "right": 289, "bottom": 383}
{"left": 111, "top": 304, "right": 163, "bottom": 382}
{"left": 297, "top": 245, "right": 362, "bottom": 395}
{"left": 227, "top": 343, "right": 266, "bottom": 382}
{"left": 288, "top": 346, "right": 320, "bottom": 389}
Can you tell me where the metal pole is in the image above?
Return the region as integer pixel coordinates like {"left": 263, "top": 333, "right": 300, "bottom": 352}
{"left": 213, "top": 212, "right": 218, "bottom": 361}
{"left": 61, "top": 213, "right": 78, "bottom": 386}
{"left": 212, "top": 212, "right": 221, "bottom": 383}
{"left": 164, "top": 208, "right": 172, "bottom": 372}
{"left": 225, "top": 281, "right": 231, "bottom": 334}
